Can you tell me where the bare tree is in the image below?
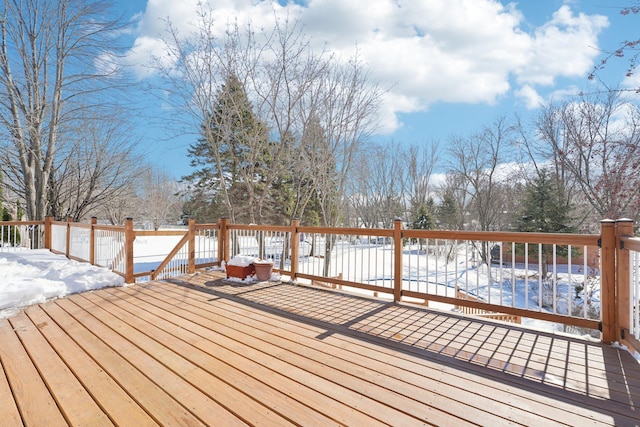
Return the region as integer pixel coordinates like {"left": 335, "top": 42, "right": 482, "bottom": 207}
{"left": 154, "top": 5, "right": 383, "bottom": 233}
{"left": 447, "top": 117, "right": 514, "bottom": 233}
{"left": 44, "top": 110, "right": 145, "bottom": 221}
{"left": 155, "top": 7, "right": 329, "bottom": 225}
{"left": 348, "top": 142, "right": 405, "bottom": 229}
{"left": 589, "top": 3, "right": 640, "bottom": 91}
{"left": 403, "top": 141, "right": 441, "bottom": 224}
{"left": 138, "top": 169, "right": 183, "bottom": 230}
{"left": 0, "top": 0, "right": 131, "bottom": 220}
{"left": 97, "top": 183, "right": 141, "bottom": 226}
{"left": 535, "top": 91, "right": 640, "bottom": 219}
{"left": 515, "top": 112, "right": 588, "bottom": 228}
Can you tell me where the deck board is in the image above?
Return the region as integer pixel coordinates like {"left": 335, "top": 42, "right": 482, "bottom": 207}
{"left": 146, "top": 280, "right": 622, "bottom": 426}
{"left": 23, "top": 305, "right": 159, "bottom": 427}
{"left": 1, "top": 271, "right": 639, "bottom": 426}
{"left": 0, "top": 318, "right": 69, "bottom": 426}
{"left": 0, "top": 322, "right": 27, "bottom": 426}
{"left": 9, "top": 312, "right": 114, "bottom": 426}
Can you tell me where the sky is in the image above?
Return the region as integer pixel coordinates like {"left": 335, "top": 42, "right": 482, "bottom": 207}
{"left": 111, "top": 0, "right": 640, "bottom": 179}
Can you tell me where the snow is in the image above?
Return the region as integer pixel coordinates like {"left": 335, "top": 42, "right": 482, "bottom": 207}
{"left": 227, "top": 255, "right": 258, "bottom": 267}
{"left": 0, "top": 249, "right": 125, "bottom": 319}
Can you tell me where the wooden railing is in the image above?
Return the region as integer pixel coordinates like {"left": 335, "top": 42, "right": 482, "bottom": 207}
{"left": 1, "top": 217, "right": 637, "bottom": 351}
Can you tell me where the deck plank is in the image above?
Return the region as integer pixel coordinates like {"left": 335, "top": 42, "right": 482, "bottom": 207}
{"left": 55, "top": 296, "right": 252, "bottom": 427}
{"left": 148, "top": 280, "right": 617, "bottom": 426}
{"left": 129, "top": 283, "right": 535, "bottom": 426}
{"left": 0, "top": 318, "right": 68, "bottom": 426}
{"left": 70, "top": 291, "right": 334, "bottom": 427}
{"left": 0, "top": 325, "right": 23, "bottom": 427}
{"left": 8, "top": 311, "right": 113, "bottom": 426}
{"left": 177, "top": 276, "right": 640, "bottom": 425}
{"left": 22, "top": 305, "right": 160, "bottom": 427}
{"left": 89, "top": 286, "right": 432, "bottom": 426}
{"left": 154, "top": 285, "right": 601, "bottom": 424}
{"left": 39, "top": 301, "right": 207, "bottom": 427}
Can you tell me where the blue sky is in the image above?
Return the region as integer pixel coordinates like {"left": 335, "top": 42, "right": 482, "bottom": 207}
{"left": 113, "top": 0, "right": 639, "bottom": 179}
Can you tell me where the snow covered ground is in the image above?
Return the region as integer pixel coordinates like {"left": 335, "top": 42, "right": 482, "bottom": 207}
{"left": 0, "top": 249, "right": 124, "bottom": 319}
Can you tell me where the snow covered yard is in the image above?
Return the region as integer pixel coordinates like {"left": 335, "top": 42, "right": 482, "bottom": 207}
{"left": 0, "top": 249, "right": 124, "bottom": 319}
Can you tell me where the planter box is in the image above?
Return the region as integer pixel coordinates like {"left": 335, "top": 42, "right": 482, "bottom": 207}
{"left": 226, "top": 264, "right": 255, "bottom": 280}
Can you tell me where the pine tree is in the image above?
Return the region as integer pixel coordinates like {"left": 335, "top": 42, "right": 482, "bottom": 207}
{"left": 516, "top": 169, "right": 576, "bottom": 280}
{"left": 412, "top": 198, "right": 436, "bottom": 231}
{"left": 516, "top": 170, "right": 575, "bottom": 234}
{"left": 436, "top": 193, "right": 459, "bottom": 230}
{"left": 182, "top": 73, "right": 271, "bottom": 223}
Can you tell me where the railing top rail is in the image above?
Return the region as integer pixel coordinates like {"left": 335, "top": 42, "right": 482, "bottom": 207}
{"left": 67, "top": 223, "right": 92, "bottom": 229}
{"left": 195, "top": 223, "right": 219, "bottom": 230}
{"left": 93, "top": 225, "right": 126, "bottom": 232}
{"left": 0, "top": 220, "right": 44, "bottom": 226}
{"left": 228, "top": 224, "right": 291, "bottom": 232}
{"left": 402, "top": 229, "right": 600, "bottom": 246}
{"left": 621, "top": 235, "right": 640, "bottom": 252}
{"left": 135, "top": 230, "right": 187, "bottom": 236}
{"left": 297, "top": 226, "right": 394, "bottom": 237}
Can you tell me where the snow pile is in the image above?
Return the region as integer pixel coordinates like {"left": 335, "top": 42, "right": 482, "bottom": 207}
{"left": 0, "top": 249, "right": 125, "bottom": 319}
{"left": 226, "top": 255, "right": 258, "bottom": 267}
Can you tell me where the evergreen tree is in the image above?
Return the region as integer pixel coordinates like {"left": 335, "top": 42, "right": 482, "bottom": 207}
{"left": 436, "top": 193, "right": 459, "bottom": 230}
{"left": 516, "top": 169, "right": 575, "bottom": 234}
{"left": 515, "top": 169, "right": 576, "bottom": 280}
{"left": 182, "top": 73, "right": 271, "bottom": 223}
{"left": 411, "top": 198, "right": 436, "bottom": 231}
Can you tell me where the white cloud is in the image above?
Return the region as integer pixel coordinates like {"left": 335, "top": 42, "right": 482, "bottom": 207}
{"left": 516, "top": 5, "right": 609, "bottom": 86}
{"left": 125, "top": 0, "right": 610, "bottom": 132}
{"left": 515, "top": 85, "right": 544, "bottom": 109}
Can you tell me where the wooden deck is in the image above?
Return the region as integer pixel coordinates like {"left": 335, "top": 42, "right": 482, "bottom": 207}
{"left": 1, "top": 271, "right": 639, "bottom": 426}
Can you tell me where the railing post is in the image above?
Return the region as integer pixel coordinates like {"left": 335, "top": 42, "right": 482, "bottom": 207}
{"left": 124, "top": 218, "right": 135, "bottom": 284}
{"left": 89, "top": 217, "right": 97, "bottom": 265}
{"left": 188, "top": 218, "right": 196, "bottom": 274}
{"left": 393, "top": 218, "right": 403, "bottom": 303}
{"left": 290, "top": 219, "right": 300, "bottom": 281}
{"left": 65, "top": 216, "right": 73, "bottom": 259}
{"left": 44, "top": 216, "right": 52, "bottom": 250}
{"left": 616, "top": 218, "right": 634, "bottom": 344}
{"left": 218, "top": 217, "right": 229, "bottom": 266}
{"left": 600, "top": 219, "right": 616, "bottom": 343}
